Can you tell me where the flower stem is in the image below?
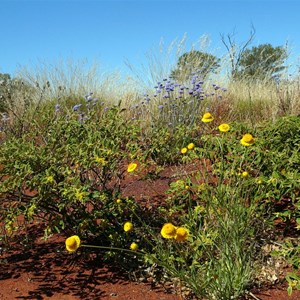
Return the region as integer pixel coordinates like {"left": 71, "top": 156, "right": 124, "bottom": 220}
{"left": 81, "top": 244, "right": 143, "bottom": 255}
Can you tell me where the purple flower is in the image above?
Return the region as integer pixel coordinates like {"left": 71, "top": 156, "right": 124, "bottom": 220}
{"left": 78, "top": 113, "right": 85, "bottom": 123}
{"left": 86, "top": 95, "right": 93, "bottom": 102}
{"left": 158, "top": 105, "right": 164, "bottom": 109}
{"left": 73, "top": 104, "right": 82, "bottom": 111}
{"left": 55, "top": 104, "right": 61, "bottom": 113}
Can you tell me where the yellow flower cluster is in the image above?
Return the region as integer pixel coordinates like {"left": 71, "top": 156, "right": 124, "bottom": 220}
{"left": 181, "top": 143, "right": 195, "bottom": 154}
{"left": 160, "top": 223, "right": 189, "bottom": 242}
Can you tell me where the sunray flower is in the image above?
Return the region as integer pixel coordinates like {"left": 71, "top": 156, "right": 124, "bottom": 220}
{"left": 124, "top": 221, "right": 133, "bottom": 232}
{"left": 65, "top": 235, "right": 81, "bottom": 252}
{"left": 181, "top": 147, "right": 188, "bottom": 154}
{"left": 242, "top": 171, "right": 249, "bottom": 178}
{"left": 218, "top": 123, "right": 230, "bottom": 132}
{"left": 175, "top": 227, "right": 189, "bottom": 242}
{"left": 130, "top": 242, "right": 138, "bottom": 251}
{"left": 201, "top": 112, "right": 214, "bottom": 123}
{"left": 240, "top": 133, "right": 255, "bottom": 146}
{"left": 161, "top": 223, "right": 177, "bottom": 239}
{"left": 127, "top": 162, "right": 137, "bottom": 173}
{"left": 187, "top": 143, "right": 195, "bottom": 150}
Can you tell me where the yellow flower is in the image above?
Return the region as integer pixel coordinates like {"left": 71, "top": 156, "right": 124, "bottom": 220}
{"left": 175, "top": 227, "right": 189, "bottom": 242}
{"left": 240, "top": 133, "right": 255, "bottom": 146}
{"left": 127, "top": 162, "right": 137, "bottom": 173}
{"left": 181, "top": 147, "right": 188, "bottom": 154}
{"left": 201, "top": 112, "right": 214, "bottom": 123}
{"left": 124, "top": 221, "right": 133, "bottom": 232}
{"left": 130, "top": 242, "right": 138, "bottom": 251}
{"left": 218, "top": 123, "right": 230, "bottom": 132}
{"left": 161, "top": 223, "right": 177, "bottom": 239}
{"left": 256, "top": 178, "right": 263, "bottom": 185}
{"left": 187, "top": 143, "right": 195, "bottom": 150}
{"left": 242, "top": 171, "right": 249, "bottom": 178}
{"left": 116, "top": 199, "right": 122, "bottom": 204}
{"left": 65, "top": 235, "right": 81, "bottom": 252}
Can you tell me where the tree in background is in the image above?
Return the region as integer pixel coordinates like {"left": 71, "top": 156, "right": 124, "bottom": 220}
{"left": 170, "top": 50, "right": 220, "bottom": 83}
{"left": 0, "top": 73, "right": 12, "bottom": 112}
{"left": 0, "top": 72, "right": 35, "bottom": 115}
{"left": 221, "top": 27, "right": 256, "bottom": 79}
{"left": 237, "top": 44, "right": 288, "bottom": 80}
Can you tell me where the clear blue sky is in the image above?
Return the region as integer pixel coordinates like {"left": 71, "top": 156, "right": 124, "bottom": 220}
{"left": 1, "top": 0, "right": 300, "bottom": 77}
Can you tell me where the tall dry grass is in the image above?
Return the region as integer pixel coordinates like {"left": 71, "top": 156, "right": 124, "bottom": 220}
{"left": 2, "top": 36, "right": 300, "bottom": 134}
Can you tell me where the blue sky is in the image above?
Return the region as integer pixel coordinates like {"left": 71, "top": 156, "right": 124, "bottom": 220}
{"left": 1, "top": 0, "right": 300, "bottom": 77}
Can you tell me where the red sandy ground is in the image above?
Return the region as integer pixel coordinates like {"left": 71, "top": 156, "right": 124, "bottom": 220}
{"left": 1, "top": 162, "right": 300, "bottom": 299}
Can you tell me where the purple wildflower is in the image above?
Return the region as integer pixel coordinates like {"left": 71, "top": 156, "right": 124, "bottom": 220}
{"left": 72, "top": 104, "right": 82, "bottom": 111}
{"left": 55, "top": 104, "right": 61, "bottom": 113}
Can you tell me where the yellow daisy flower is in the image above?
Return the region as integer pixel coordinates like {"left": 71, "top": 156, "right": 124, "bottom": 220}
{"left": 130, "top": 242, "right": 138, "bottom": 251}
{"left": 124, "top": 221, "right": 133, "bottom": 232}
{"left": 181, "top": 147, "right": 188, "bottom": 154}
{"left": 65, "top": 235, "right": 81, "bottom": 252}
{"left": 240, "top": 133, "right": 255, "bottom": 146}
{"left": 187, "top": 143, "right": 195, "bottom": 150}
{"left": 218, "top": 123, "right": 230, "bottom": 132}
{"left": 242, "top": 171, "right": 249, "bottom": 178}
{"left": 175, "top": 227, "right": 189, "bottom": 242}
{"left": 161, "top": 223, "right": 177, "bottom": 239}
{"left": 127, "top": 162, "right": 137, "bottom": 173}
{"left": 201, "top": 112, "right": 214, "bottom": 123}
{"left": 116, "top": 199, "right": 122, "bottom": 204}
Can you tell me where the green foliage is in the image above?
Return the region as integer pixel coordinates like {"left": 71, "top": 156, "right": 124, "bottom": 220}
{"left": 237, "top": 44, "right": 288, "bottom": 80}
{"left": 0, "top": 104, "right": 148, "bottom": 256}
{"left": 170, "top": 50, "right": 220, "bottom": 83}
{"left": 143, "top": 132, "right": 262, "bottom": 299}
